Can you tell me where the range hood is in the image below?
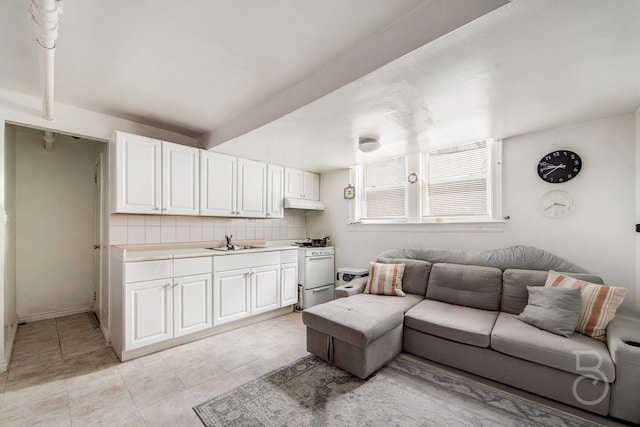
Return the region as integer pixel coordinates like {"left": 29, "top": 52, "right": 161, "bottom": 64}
{"left": 283, "top": 197, "right": 325, "bottom": 211}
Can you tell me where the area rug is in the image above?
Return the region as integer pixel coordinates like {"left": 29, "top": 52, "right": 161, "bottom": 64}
{"left": 194, "top": 355, "right": 601, "bottom": 426}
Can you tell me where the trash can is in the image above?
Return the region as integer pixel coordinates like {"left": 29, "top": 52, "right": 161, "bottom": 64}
{"left": 335, "top": 267, "right": 369, "bottom": 298}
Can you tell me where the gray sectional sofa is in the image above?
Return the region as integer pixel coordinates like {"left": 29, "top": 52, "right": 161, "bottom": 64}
{"left": 301, "top": 246, "right": 640, "bottom": 424}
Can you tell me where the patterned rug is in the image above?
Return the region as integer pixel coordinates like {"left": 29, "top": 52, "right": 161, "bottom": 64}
{"left": 194, "top": 354, "right": 601, "bottom": 427}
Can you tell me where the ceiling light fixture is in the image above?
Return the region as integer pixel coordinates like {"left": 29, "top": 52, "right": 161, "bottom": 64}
{"left": 358, "top": 137, "right": 381, "bottom": 153}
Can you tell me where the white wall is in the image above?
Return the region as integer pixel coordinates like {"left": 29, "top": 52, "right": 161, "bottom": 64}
{"left": 308, "top": 114, "right": 637, "bottom": 311}
{"left": 15, "top": 128, "right": 102, "bottom": 320}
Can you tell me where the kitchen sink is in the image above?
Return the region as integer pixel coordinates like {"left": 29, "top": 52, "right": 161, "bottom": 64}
{"left": 206, "top": 245, "right": 256, "bottom": 251}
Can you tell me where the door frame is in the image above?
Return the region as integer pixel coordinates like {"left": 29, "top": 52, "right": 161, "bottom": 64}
{"left": 93, "top": 153, "right": 104, "bottom": 323}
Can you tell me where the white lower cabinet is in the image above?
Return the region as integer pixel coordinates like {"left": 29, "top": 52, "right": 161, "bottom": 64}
{"left": 123, "top": 256, "right": 212, "bottom": 352}
{"left": 116, "top": 249, "right": 298, "bottom": 358}
{"left": 213, "top": 268, "right": 251, "bottom": 325}
{"left": 174, "top": 273, "right": 213, "bottom": 337}
{"left": 251, "top": 265, "right": 280, "bottom": 315}
{"left": 280, "top": 262, "right": 298, "bottom": 306}
{"left": 124, "top": 278, "right": 173, "bottom": 351}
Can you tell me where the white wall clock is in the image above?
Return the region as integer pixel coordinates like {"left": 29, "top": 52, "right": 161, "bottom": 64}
{"left": 539, "top": 190, "right": 575, "bottom": 218}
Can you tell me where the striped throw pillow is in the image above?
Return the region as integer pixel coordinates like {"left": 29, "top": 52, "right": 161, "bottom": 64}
{"left": 545, "top": 271, "right": 626, "bottom": 341}
{"left": 364, "top": 262, "right": 406, "bottom": 296}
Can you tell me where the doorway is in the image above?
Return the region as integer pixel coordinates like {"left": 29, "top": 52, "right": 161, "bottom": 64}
{"left": 14, "top": 126, "right": 108, "bottom": 324}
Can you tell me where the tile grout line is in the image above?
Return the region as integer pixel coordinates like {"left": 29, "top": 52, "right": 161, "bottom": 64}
{"left": 114, "top": 358, "right": 150, "bottom": 426}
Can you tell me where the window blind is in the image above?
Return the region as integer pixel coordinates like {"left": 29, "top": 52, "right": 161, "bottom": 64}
{"left": 424, "top": 141, "right": 489, "bottom": 217}
{"left": 363, "top": 156, "right": 407, "bottom": 219}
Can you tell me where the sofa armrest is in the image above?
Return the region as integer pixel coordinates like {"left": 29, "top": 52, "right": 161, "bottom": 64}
{"left": 335, "top": 277, "right": 368, "bottom": 298}
{"left": 607, "top": 314, "right": 640, "bottom": 423}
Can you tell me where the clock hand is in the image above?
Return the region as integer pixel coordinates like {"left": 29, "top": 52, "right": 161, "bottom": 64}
{"left": 543, "top": 164, "right": 566, "bottom": 178}
{"left": 545, "top": 202, "right": 566, "bottom": 211}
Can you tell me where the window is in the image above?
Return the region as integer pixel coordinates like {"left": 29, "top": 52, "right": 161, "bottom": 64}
{"left": 352, "top": 139, "right": 501, "bottom": 224}
{"left": 423, "top": 141, "right": 490, "bottom": 220}
{"left": 360, "top": 157, "right": 408, "bottom": 220}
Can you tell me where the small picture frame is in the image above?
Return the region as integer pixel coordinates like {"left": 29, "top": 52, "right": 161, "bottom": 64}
{"left": 344, "top": 185, "right": 355, "bottom": 199}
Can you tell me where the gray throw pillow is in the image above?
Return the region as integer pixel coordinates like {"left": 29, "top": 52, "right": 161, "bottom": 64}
{"left": 517, "top": 286, "right": 582, "bottom": 337}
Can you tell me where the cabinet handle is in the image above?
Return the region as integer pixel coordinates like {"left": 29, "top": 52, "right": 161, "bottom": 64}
{"left": 154, "top": 207, "right": 160, "bottom": 210}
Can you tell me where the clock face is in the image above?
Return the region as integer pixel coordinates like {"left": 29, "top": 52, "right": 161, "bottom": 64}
{"left": 537, "top": 150, "right": 582, "bottom": 183}
{"left": 539, "top": 190, "right": 575, "bottom": 218}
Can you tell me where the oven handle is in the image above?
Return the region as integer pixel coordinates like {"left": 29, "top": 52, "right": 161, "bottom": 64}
{"left": 307, "top": 255, "right": 334, "bottom": 260}
{"left": 312, "top": 287, "right": 330, "bottom": 293}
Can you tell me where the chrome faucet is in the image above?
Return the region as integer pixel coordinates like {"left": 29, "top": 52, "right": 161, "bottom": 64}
{"left": 225, "top": 234, "right": 233, "bottom": 250}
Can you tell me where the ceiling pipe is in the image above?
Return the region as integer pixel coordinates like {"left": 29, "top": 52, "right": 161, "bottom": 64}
{"left": 43, "top": 131, "right": 55, "bottom": 152}
{"left": 30, "top": 0, "right": 63, "bottom": 121}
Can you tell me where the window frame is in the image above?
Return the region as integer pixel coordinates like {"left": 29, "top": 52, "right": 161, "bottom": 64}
{"left": 350, "top": 139, "right": 502, "bottom": 225}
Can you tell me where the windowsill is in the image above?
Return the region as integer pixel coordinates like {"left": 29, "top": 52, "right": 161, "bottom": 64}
{"left": 347, "top": 220, "right": 506, "bottom": 233}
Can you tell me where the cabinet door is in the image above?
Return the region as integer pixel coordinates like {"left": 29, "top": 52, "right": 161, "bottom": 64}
{"left": 174, "top": 273, "right": 212, "bottom": 337}
{"left": 284, "top": 168, "right": 304, "bottom": 198}
{"left": 163, "top": 142, "right": 200, "bottom": 215}
{"left": 114, "top": 132, "right": 162, "bottom": 214}
{"left": 280, "top": 262, "right": 298, "bottom": 306}
{"left": 237, "top": 158, "right": 267, "bottom": 218}
{"left": 213, "top": 268, "right": 251, "bottom": 324}
{"left": 251, "top": 265, "right": 280, "bottom": 315}
{"left": 124, "top": 279, "right": 173, "bottom": 350}
{"left": 200, "top": 152, "right": 237, "bottom": 216}
{"left": 266, "top": 164, "right": 284, "bottom": 219}
{"left": 303, "top": 171, "right": 320, "bottom": 201}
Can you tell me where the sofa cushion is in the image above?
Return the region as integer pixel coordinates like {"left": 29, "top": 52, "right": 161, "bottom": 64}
{"left": 491, "top": 312, "right": 615, "bottom": 382}
{"left": 302, "top": 297, "right": 404, "bottom": 348}
{"left": 518, "top": 286, "right": 582, "bottom": 337}
{"left": 376, "top": 257, "right": 432, "bottom": 295}
{"left": 350, "top": 292, "right": 424, "bottom": 313}
{"left": 546, "top": 271, "right": 627, "bottom": 341}
{"left": 364, "top": 262, "right": 406, "bottom": 296}
{"left": 426, "top": 263, "right": 502, "bottom": 311}
{"left": 404, "top": 299, "right": 499, "bottom": 348}
{"left": 501, "top": 269, "right": 603, "bottom": 315}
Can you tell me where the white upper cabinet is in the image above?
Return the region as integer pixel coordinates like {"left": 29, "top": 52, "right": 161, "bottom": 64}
{"left": 113, "top": 131, "right": 162, "bottom": 214}
{"left": 285, "top": 168, "right": 320, "bottom": 201}
{"left": 201, "top": 153, "right": 267, "bottom": 218}
{"left": 200, "top": 151, "right": 237, "bottom": 216}
{"left": 163, "top": 142, "right": 200, "bottom": 215}
{"left": 266, "top": 164, "right": 284, "bottom": 219}
{"left": 112, "top": 131, "right": 199, "bottom": 215}
{"left": 237, "top": 158, "right": 267, "bottom": 218}
{"left": 284, "top": 168, "right": 304, "bottom": 198}
{"left": 303, "top": 171, "right": 320, "bottom": 201}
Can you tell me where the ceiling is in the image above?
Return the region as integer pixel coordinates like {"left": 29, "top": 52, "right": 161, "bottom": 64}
{"left": 1, "top": 0, "right": 430, "bottom": 136}
{"left": 215, "top": 0, "right": 640, "bottom": 171}
{"left": 2, "top": 1, "right": 640, "bottom": 173}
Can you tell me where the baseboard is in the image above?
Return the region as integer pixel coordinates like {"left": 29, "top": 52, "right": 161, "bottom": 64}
{"left": 1, "top": 316, "right": 19, "bottom": 372}
{"left": 18, "top": 306, "right": 93, "bottom": 323}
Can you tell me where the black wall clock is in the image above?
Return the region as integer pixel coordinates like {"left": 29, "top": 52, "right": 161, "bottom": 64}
{"left": 537, "top": 150, "right": 582, "bottom": 183}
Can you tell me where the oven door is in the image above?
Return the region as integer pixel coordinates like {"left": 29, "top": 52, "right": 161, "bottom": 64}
{"left": 303, "top": 255, "right": 335, "bottom": 288}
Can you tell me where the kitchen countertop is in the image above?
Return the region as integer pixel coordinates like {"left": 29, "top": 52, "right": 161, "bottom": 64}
{"left": 121, "top": 244, "right": 298, "bottom": 262}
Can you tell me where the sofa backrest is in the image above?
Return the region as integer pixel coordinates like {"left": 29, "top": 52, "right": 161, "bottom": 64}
{"left": 376, "top": 257, "right": 432, "bottom": 296}
{"left": 426, "top": 263, "right": 503, "bottom": 311}
{"left": 501, "top": 269, "right": 604, "bottom": 315}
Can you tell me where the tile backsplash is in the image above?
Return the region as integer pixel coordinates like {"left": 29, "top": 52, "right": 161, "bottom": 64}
{"left": 109, "top": 210, "right": 307, "bottom": 246}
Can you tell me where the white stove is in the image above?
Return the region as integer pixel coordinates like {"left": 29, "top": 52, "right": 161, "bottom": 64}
{"left": 297, "top": 246, "right": 335, "bottom": 309}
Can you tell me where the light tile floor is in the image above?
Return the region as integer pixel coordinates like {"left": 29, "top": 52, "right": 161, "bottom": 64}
{"left": 0, "top": 312, "right": 625, "bottom": 426}
{"left": 0, "top": 312, "right": 308, "bottom": 426}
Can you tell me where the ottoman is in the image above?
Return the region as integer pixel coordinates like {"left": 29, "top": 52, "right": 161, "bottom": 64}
{"left": 302, "top": 297, "right": 404, "bottom": 379}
